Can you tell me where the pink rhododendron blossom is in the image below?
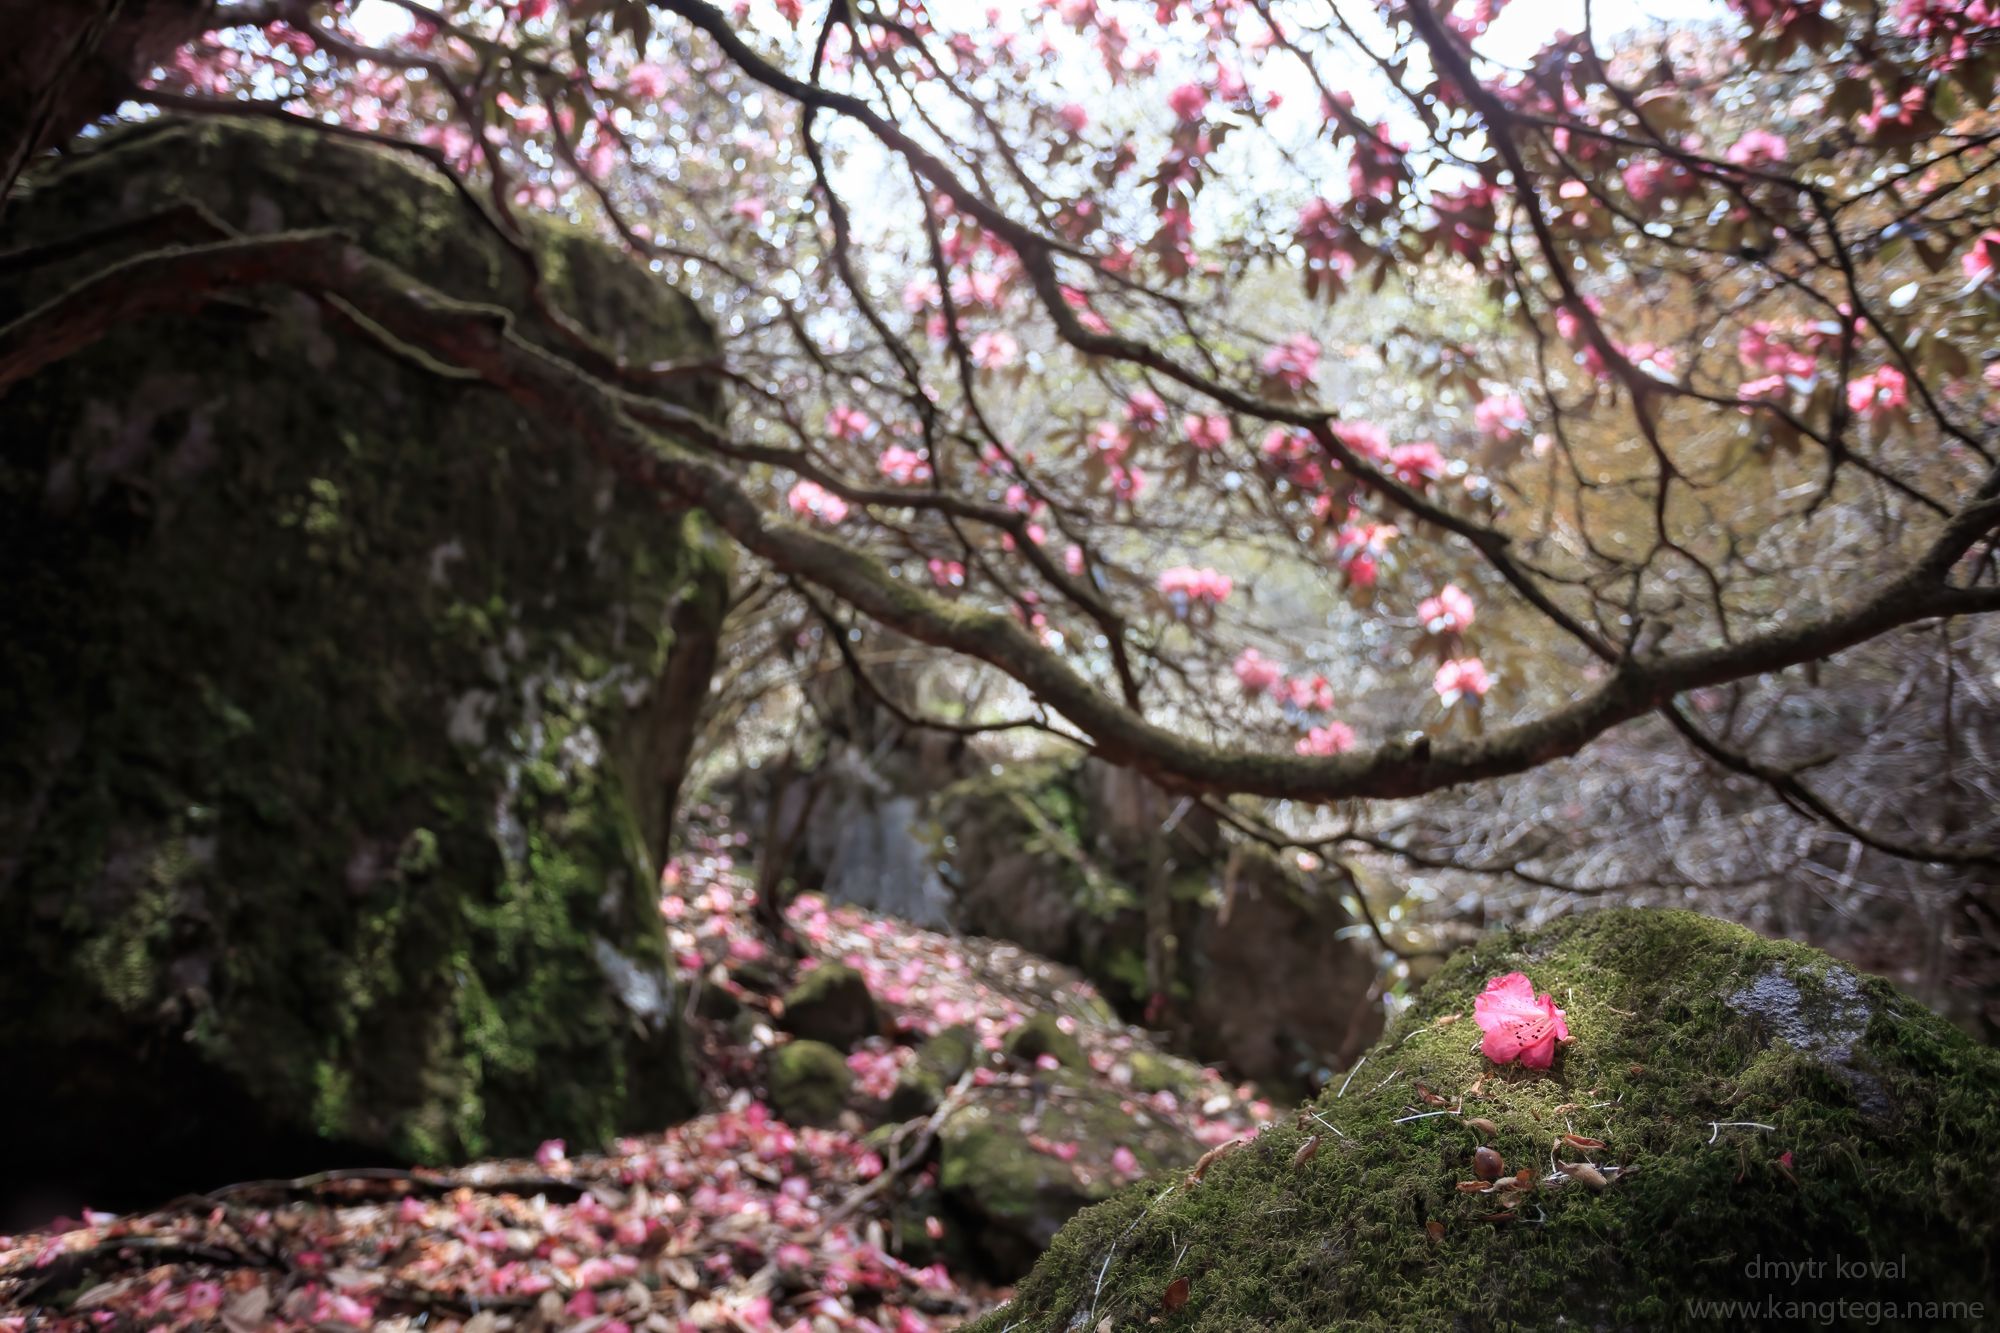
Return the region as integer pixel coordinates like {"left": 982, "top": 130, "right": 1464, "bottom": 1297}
{"left": 1261, "top": 333, "right": 1322, "bottom": 391}
{"left": 787, "top": 480, "right": 850, "bottom": 524}
{"left": 1183, "top": 412, "right": 1230, "bottom": 449}
{"left": 827, "top": 404, "right": 873, "bottom": 440}
{"left": 1167, "top": 81, "right": 1208, "bottom": 121}
{"left": 1295, "top": 721, "right": 1356, "bottom": 756}
{"left": 1473, "top": 972, "right": 1571, "bottom": 1068}
{"left": 1473, "top": 392, "right": 1527, "bottom": 440}
{"left": 534, "top": 1138, "right": 566, "bottom": 1168}
{"left": 1962, "top": 230, "right": 2000, "bottom": 285}
{"left": 1157, "top": 566, "right": 1233, "bottom": 606}
{"left": 1418, "top": 584, "right": 1476, "bottom": 635}
{"left": 627, "top": 62, "right": 670, "bottom": 100}
{"left": 1111, "top": 1146, "right": 1141, "bottom": 1176}
{"left": 1124, "top": 389, "right": 1167, "bottom": 430}
{"left": 1389, "top": 440, "right": 1446, "bottom": 486}
{"left": 1846, "top": 366, "right": 1909, "bottom": 418}
{"left": 1058, "top": 102, "right": 1091, "bottom": 133}
{"left": 1434, "top": 657, "right": 1492, "bottom": 704}
{"left": 1725, "top": 129, "right": 1788, "bottom": 167}
{"left": 878, "top": 445, "right": 932, "bottom": 485}
{"left": 969, "top": 330, "right": 1019, "bottom": 369}
{"left": 1233, "top": 648, "right": 1282, "bottom": 694}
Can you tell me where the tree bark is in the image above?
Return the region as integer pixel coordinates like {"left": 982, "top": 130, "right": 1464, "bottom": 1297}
{"left": 0, "top": 0, "right": 211, "bottom": 208}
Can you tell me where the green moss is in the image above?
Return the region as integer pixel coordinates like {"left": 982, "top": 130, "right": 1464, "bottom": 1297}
{"left": 781, "top": 962, "right": 881, "bottom": 1050}
{"left": 1005, "top": 1013, "right": 1089, "bottom": 1071}
{"left": 1128, "top": 1050, "right": 1205, "bottom": 1098}
{"left": 769, "top": 1039, "right": 855, "bottom": 1128}
{"left": 0, "top": 118, "right": 729, "bottom": 1179}
{"left": 975, "top": 910, "right": 2000, "bottom": 1331}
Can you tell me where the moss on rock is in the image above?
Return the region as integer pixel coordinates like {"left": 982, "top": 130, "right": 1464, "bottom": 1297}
{"left": 1005, "top": 1013, "right": 1088, "bottom": 1071}
{"left": 780, "top": 962, "right": 881, "bottom": 1051}
{"left": 0, "top": 119, "right": 728, "bottom": 1199}
{"left": 973, "top": 909, "right": 2000, "bottom": 1331}
{"left": 941, "top": 1070, "right": 1194, "bottom": 1279}
{"left": 769, "top": 1040, "right": 855, "bottom": 1128}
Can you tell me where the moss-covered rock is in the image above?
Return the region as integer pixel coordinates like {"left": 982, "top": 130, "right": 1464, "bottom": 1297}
{"left": 889, "top": 1023, "right": 979, "bottom": 1119}
{"left": 941, "top": 1071, "right": 1195, "bottom": 1279}
{"left": 1127, "top": 1050, "right": 1206, "bottom": 1099}
{"left": 936, "top": 758, "right": 1382, "bottom": 1090}
{"left": 768, "top": 1040, "right": 854, "bottom": 1128}
{"left": 0, "top": 119, "right": 728, "bottom": 1203}
{"left": 780, "top": 962, "right": 881, "bottom": 1050}
{"left": 1005, "top": 1013, "right": 1088, "bottom": 1071}
{"left": 973, "top": 909, "right": 2000, "bottom": 1331}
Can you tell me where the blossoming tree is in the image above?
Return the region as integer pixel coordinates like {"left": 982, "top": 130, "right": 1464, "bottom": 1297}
{"left": 7, "top": 0, "right": 2000, "bottom": 867}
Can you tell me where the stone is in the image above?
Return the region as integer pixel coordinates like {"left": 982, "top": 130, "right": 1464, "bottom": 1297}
{"left": 768, "top": 1040, "right": 854, "bottom": 1128}
{"left": 971, "top": 910, "right": 2000, "bottom": 1330}
{"left": 0, "top": 119, "right": 727, "bottom": 1209}
{"left": 1003, "top": 1013, "right": 1087, "bottom": 1070}
{"left": 939, "top": 1072, "right": 1193, "bottom": 1280}
{"left": 780, "top": 962, "right": 881, "bottom": 1050}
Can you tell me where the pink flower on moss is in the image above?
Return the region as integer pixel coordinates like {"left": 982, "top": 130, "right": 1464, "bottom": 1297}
{"left": 1472, "top": 972, "right": 1571, "bottom": 1068}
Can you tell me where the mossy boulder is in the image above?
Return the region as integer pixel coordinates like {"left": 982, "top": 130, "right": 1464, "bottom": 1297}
{"left": 1127, "top": 1050, "right": 1206, "bottom": 1099}
{"left": 888, "top": 1022, "right": 978, "bottom": 1119}
{"left": 940, "top": 1071, "right": 1196, "bottom": 1279}
{"left": 974, "top": 909, "right": 2000, "bottom": 1331}
{"left": 769, "top": 1040, "right": 855, "bottom": 1128}
{"left": 780, "top": 962, "right": 881, "bottom": 1050}
{"left": 0, "top": 119, "right": 728, "bottom": 1206}
{"left": 936, "top": 758, "right": 1381, "bottom": 1089}
{"left": 1005, "top": 1012, "right": 1088, "bottom": 1071}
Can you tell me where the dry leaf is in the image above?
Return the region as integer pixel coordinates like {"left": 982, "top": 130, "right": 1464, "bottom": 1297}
{"left": 221, "top": 1288, "right": 271, "bottom": 1333}
{"left": 1466, "top": 1117, "right": 1500, "bottom": 1138}
{"left": 1425, "top": 1219, "right": 1445, "bottom": 1242}
{"left": 1562, "top": 1133, "right": 1607, "bottom": 1150}
{"left": 1434, "top": 1013, "right": 1462, "bottom": 1028}
{"left": 1456, "top": 1179, "right": 1495, "bottom": 1193}
{"left": 1292, "top": 1135, "right": 1320, "bottom": 1168}
{"left": 1187, "top": 1138, "right": 1242, "bottom": 1184}
{"left": 1551, "top": 1102, "right": 1581, "bottom": 1115}
{"left": 1163, "top": 1275, "right": 1191, "bottom": 1313}
{"left": 1557, "top": 1161, "right": 1609, "bottom": 1190}
{"left": 1415, "top": 1082, "right": 1449, "bottom": 1106}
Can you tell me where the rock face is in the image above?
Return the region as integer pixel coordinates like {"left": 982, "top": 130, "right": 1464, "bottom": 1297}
{"left": 973, "top": 910, "right": 2000, "bottom": 1331}
{"left": 0, "top": 120, "right": 728, "bottom": 1206}
{"left": 937, "top": 758, "right": 1384, "bottom": 1088}
{"left": 780, "top": 962, "right": 881, "bottom": 1050}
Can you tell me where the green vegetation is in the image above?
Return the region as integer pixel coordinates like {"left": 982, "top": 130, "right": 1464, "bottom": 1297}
{"left": 975, "top": 909, "right": 2000, "bottom": 1331}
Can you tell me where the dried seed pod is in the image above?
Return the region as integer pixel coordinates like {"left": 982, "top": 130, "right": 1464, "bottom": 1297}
{"left": 1563, "top": 1133, "right": 1607, "bottom": 1150}
{"left": 1557, "top": 1160, "right": 1609, "bottom": 1190}
{"left": 1425, "top": 1219, "right": 1446, "bottom": 1241}
{"left": 1456, "top": 1179, "right": 1495, "bottom": 1193}
{"left": 1162, "top": 1276, "right": 1191, "bottom": 1313}
{"left": 1292, "top": 1135, "right": 1320, "bottom": 1168}
{"left": 1466, "top": 1117, "right": 1500, "bottom": 1138}
{"left": 1472, "top": 1146, "right": 1505, "bottom": 1181}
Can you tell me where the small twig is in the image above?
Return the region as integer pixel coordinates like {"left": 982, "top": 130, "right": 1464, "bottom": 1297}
{"left": 824, "top": 1070, "right": 976, "bottom": 1225}
{"left": 1392, "top": 1096, "right": 1472, "bottom": 1120}
{"left": 1707, "top": 1121, "right": 1778, "bottom": 1145}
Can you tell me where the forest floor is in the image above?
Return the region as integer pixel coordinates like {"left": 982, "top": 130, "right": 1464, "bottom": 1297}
{"left": 0, "top": 822, "right": 1278, "bottom": 1332}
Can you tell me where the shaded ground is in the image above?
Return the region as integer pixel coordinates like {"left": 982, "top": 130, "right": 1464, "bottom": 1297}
{"left": 1, "top": 824, "right": 1282, "bottom": 1330}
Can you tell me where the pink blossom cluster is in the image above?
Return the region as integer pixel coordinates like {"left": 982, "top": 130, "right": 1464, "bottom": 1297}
{"left": 788, "top": 480, "right": 850, "bottom": 524}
